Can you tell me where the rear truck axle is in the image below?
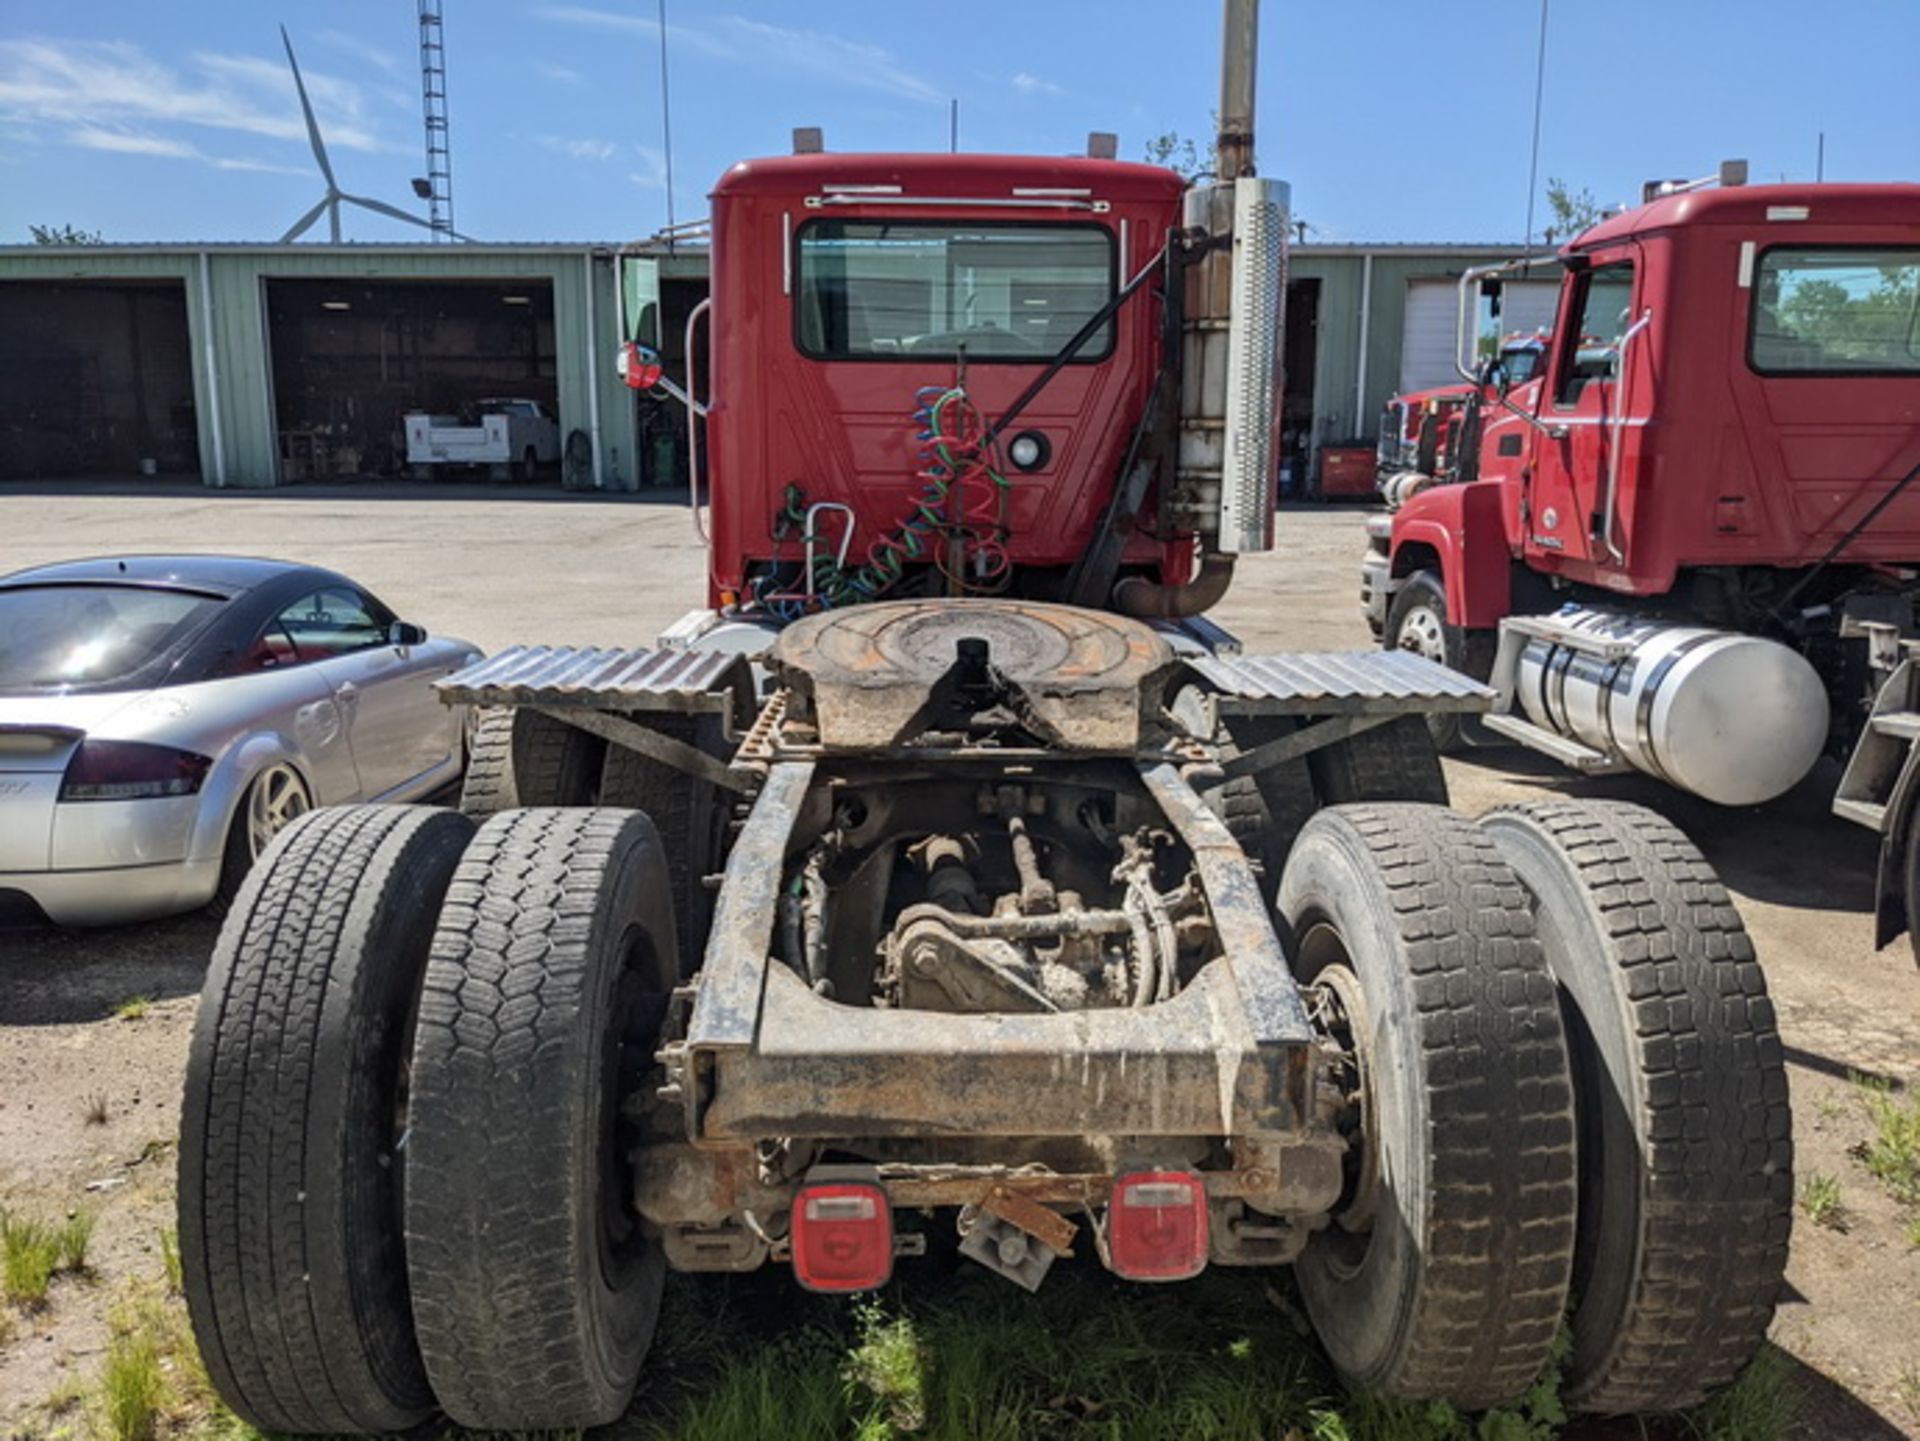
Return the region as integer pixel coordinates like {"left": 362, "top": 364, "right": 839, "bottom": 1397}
{"left": 178, "top": 599, "right": 1792, "bottom": 1433}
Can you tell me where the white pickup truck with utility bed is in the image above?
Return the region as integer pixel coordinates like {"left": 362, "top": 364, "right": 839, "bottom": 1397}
{"left": 404, "top": 398, "right": 558, "bottom": 481}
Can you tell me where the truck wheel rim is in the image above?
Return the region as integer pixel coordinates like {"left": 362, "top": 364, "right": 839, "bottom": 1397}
{"left": 1395, "top": 604, "right": 1447, "bottom": 664}
{"left": 598, "top": 922, "right": 667, "bottom": 1289}
{"left": 247, "top": 764, "right": 311, "bottom": 861}
{"left": 1300, "top": 941, "right": 1381, "bottom": 1278}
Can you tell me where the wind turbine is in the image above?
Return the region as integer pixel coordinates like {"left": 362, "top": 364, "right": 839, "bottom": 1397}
{"left": 277, "top": 26, "right": 453, "bottom": 243}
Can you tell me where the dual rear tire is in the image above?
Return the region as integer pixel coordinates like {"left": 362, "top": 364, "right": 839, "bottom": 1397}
{"left": 1279, "top": 800, "right": 1792, "bottom": 1413}
{"left": 179, "top": 804, "right": 679, "bottom": 1433}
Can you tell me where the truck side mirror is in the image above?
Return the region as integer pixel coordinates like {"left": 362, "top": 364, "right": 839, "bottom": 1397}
{"left": 618, "top": 342, "right": 664, "bottom": 392}
{"left": 1480, "top": 276, "right": 1503, "bottom": 319}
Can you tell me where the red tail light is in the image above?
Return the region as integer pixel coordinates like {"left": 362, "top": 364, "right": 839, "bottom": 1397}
{"left": 791, "top": 1180, "right": 893, "bottom": 1293}
{"left": 60, "top": 740, "right": 213, "bottom": 802}
{"left": 1107, "top": 1171, "right": 1210, "bottom": 1282}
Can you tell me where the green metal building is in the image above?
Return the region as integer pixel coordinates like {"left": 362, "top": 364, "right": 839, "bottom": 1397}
{"left": 0, "top": 239, "right": 1537, "bottom": 489}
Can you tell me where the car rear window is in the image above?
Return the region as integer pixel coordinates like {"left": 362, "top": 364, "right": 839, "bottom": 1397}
{"left": 0, "top": 585, "right": 224, "bottom": 693}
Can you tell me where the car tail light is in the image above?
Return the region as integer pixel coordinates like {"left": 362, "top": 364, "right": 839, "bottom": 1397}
{"left": 60, "top": 740, "right": 213, "bottom": 802}
{"left": 790, "top": 1180, "right": 893, "bottom": 1293}
{"left": 1107, "top": 1171, "right": 1210, "bottom": 1282}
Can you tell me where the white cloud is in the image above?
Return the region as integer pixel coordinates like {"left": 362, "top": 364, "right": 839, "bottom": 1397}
{"left": 69, "top": 126, "right": 198, "bottom": 158}
{"left": 1011, "top": 71, "right": 1064, "bottom": 98}
{"left": 193, "top": 49, "right": 388, "bottom": 150}
{"left": 535, "top": 7, "right": 941, "bottom": 105}
{"left": 536, "top": 60, "right": 582, "bottom": 85}
{"left": 65, "top": 123, "right": 311, "bottom": 176}
{"left": 713, "top": 16, "right": 941, "bottom": 105}
{"left": 538, "top": 134, "right": 619, "bottom": 162}
{"left": 315, "top": 29, "right": 402, "bottom": 76}
{"left": 213, "top": 156, "right": 310, "bottom": 176}
{"left": 0, "top": 37, "right": 391, "bottom": 162}
{"left": 532, "top": 5, "right": 735, "bottom": 58}
{"left": 628, "top": 145, "right": 668, "bottom": 191}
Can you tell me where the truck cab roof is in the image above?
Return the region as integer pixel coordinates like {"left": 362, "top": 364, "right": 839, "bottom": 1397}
{"left": 1572, "top": 182, "right": 1920, "bottom": 250}
{"left": 711, "top": 151, "right": 1188, "bottom": 206}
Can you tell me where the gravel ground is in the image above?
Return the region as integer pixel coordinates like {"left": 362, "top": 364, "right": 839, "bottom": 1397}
{"left": 1, "top": 482, "right": 1917, "bottom": 1436}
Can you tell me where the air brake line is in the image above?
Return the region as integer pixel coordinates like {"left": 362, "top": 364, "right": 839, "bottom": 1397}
{"left": 750, "top": 241, "right": 1173, "bottom": 617}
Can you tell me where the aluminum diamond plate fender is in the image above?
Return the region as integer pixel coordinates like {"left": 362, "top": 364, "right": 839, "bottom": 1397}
{"left": 1182, "top": 648, "right": 1494, "bottom": 717}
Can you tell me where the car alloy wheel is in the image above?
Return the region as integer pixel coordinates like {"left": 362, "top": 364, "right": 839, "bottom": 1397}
{"left": 247, "top": 763, "right": 313, "bottom": 861}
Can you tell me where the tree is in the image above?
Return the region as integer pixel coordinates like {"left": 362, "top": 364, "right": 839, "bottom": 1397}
{"left": 1141, "top": 129, "right": 1315, "bottom": 238}
{"left": 1769, "top": 267, "right": 1920, "bottom": 365}
{"left": 1143, "top": 129, "right": 1211, "bottom": 180}
{"left": 30, "top": 223, "right": 103, "bottom": 245}
{"left": 1540, "top": 178, "right": 1605, "bottom": 244}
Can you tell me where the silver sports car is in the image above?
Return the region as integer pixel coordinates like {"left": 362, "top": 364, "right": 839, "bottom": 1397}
{"left": 0, "top": 555, "right": 480, "bottom": 927}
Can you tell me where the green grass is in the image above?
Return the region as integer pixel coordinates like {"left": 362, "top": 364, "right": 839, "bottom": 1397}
{"left": 158, "top": 1228, "right": 183, "bottom": 1295}
{"left": 1896, "top": 1365, "right": 1920, "bottom": 1427}
{"left": 1857, "top": 1081, "right": 1920, "bottom": 1204}
{"left": 56, "top": 1212, "right": 95, "bottom": 1273}
{"left": 113, "top": 996, "right": 152, "bottom": 1022}
{"left": 1682, "top": 1346, "right": 1797, "bottom": 1441}
{"left": 0, "top": 1207, "right": 93, "bottom": 1309}
{"left": 90, "top": 1288, "right": 223, "bottom": 1441}
{"left": 619, "top": 1267, "right": 1596, "bottom": 1441}
{"left": 1812, "top": 1092, "right": 1849, "bottom": 1123}
{"left": 629, "top": 1268, "right": 1337, "bottom": 1441}
{"left": 1799, "top": 1172, "right": 1844, "bottom": 1230}
{"left": 134, "top": 1225, "right": 1808, "bottom": 1441}
{"left": 1905, "top": 1213, "right": 1920, "bottom": 1251}
{"left": 43, "top": 1369, "right": 88, "bottom": 1417}
{"left": 99, "top": 1329, "right": 165, "bottom": 1441}
{"left": 2, "top": 1210, "right": 64, "bottom": 1305}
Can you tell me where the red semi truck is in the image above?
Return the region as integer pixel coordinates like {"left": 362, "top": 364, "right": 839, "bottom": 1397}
{"left": 1375, "top": 332, "right": 1549, "bottom": 507}
{"left": 177, "top": 15, "right": 1789, "bottom": 1436}
{"left": 1364, "top": 171, "right": 1920, "bottom": 952}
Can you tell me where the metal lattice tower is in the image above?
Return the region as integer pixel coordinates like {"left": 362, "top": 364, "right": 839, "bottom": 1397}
{"left": 417, "top": 0, "right": 454, "bottom": 240}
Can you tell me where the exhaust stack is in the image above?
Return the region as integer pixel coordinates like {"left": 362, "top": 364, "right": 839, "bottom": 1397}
{"left": 1215, "top": 0, "right": 1258, "bottom": 182}
{"left": 1174, "top": 0, "right": 1288, "bottom": 560}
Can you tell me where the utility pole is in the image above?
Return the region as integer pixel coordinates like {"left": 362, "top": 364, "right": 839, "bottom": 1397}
{"left": 1817, "top": 131, "right": 1826, "bottom": 182}
{"left": 950, "top": 99, "right": 959, "bottom": 153}
{"left": 658, "top": 0, "right": 677, "bottom": 237}
{"left": 1522, "top": 0, "right": 1549, "bottom": 249}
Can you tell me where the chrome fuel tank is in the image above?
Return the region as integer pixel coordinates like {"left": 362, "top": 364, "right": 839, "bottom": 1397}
{"left": 1515, "top": 610, "right": 1829, "bottom": 806}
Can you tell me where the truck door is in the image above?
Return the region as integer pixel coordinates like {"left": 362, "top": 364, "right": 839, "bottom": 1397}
{"left": 1524, "top": 250, "right": 1645, "bottom": 569}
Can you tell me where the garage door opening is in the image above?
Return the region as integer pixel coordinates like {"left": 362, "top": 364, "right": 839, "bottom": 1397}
{"left": 1281, "top": 277, "right": 1319, "bottom": 496}
{"left": 0, "top": 281, "right": 199, "bottom": 482}
{"left": 265, "top": 278, "right": 557, "bottom": 482}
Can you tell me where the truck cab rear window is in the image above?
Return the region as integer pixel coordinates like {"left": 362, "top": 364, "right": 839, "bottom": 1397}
{"left": 1751, "top": 248, "right": 1920, "bottom": 375}
{"left": 796, "top": 220, "right": 1115, "bottom": 362}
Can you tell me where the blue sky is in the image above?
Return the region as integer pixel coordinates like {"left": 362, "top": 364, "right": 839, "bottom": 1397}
{"left": 2, "top": 0, "right": 1915, "bottom": 246}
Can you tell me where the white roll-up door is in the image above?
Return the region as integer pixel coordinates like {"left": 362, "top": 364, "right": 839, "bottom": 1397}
{"left": 1397, "top": 277, "right": 1560, "bottom": 393}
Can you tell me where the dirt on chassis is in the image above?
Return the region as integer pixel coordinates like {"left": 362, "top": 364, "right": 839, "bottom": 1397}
{"left": 174, "top": 600, "right": 1793, "bottom": 1434}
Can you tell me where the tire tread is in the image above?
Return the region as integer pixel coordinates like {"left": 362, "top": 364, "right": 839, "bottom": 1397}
{"left": 1285, "top": 804, "right": 1577, "bottom": 1408}
{"left": 179, "top": 804, "right": 466, "bottom": 1433}
{"left": 405, "top": 807, "right": 668, "bottom": 1429}
{"left": 1483, "top": 799, "right": 1792, "bottom": 1412}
